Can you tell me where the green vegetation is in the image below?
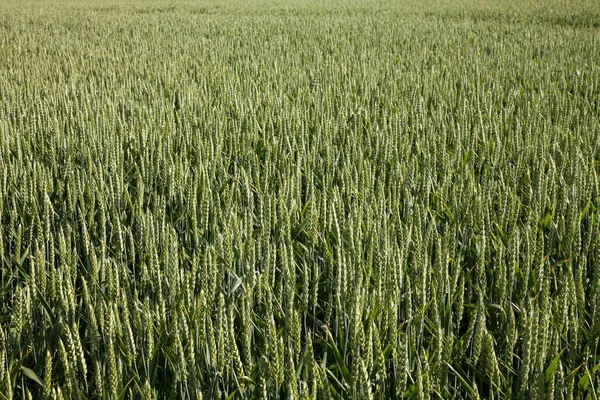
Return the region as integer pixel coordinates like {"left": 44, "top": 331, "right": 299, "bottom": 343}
{"left": 1, "top": 0, "right": 599, "bottom": 398}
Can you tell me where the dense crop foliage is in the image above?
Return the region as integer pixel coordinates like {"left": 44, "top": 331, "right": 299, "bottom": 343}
{"left": 1, "top": 0, "right": 599, "bottom": 398}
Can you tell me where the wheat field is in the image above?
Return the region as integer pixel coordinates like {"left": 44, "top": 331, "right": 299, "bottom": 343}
{"left": 0, "top": 0, "right": 599, "bottom": 398}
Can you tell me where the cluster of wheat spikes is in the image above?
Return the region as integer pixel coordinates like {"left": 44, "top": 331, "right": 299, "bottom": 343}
{"left": 0, "top": 0, "right": 599, "bottom": 398}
